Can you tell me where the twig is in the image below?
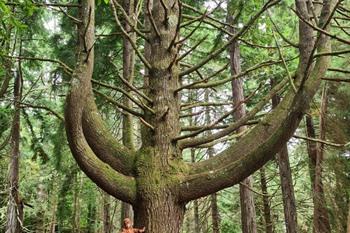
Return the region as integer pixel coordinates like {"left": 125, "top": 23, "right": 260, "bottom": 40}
{"left": 3, "top": 55, "right": 73, "bottom": 74}
{"left": 270, "top": 25, "right": 297, "bottom": 93}
{"left": 177, "top": 35, "right": 208, "bottom": 62}
{"left": 139, "top": 117, "right": 155, "bottom": 130}
{"left": 293, "top": 135, "right": 350, "bottom": 148}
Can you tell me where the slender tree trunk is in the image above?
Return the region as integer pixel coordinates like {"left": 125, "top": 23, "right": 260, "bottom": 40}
{"left": 305, "top": 86, "right": 331, "bottom": 233}
{"left": 227, "top": 6, "right": 257, "bottom": 233}
{"left": 6, "top": 59, "right": 23, "bottom": 233}
{"left": 271, "top": 78, "right": 298, "bottom": 233}
{"left": 314, "top": 85, "right": 331, "bottom": 233}
{"left": 87, "top": 199, "right": 96, "bottom": 233}
{"left": 48, "top": 188, "right": 58, "bottom": 233}
{"left": 259, "top": 168, "right": 274, "bottom": 233}
{"left": 276, "top": 145, "right": 298, "bottom": 233}
{"left": 73, "top": 173, "right": 81, "bottom": 233}
{"left": 120, "top": 0, "right": 136, "bottom": 223}
{"left": 102, "top": 192, "right": 111, "bottom": 233}
{"left": 192, "top": 148, "right": 200, "bottom": 233}
{"left": 191, "top": 153, "right": 200, "bottom": 233}
{"left": 347, "top": 202, "right": 350, "bottom": 233}
{"left": 204, "top": 90, "right": 220, "bottom": 233}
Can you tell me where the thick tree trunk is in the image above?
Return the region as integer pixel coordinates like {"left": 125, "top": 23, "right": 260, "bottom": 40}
{"left": 259, "top": 168, "right": 274, "bottom": 233}
{"left": 133, "top": 195, "right": 185, "bottom": 233}
{"left": 227, "top": 7, "right": 257, "bottom": 233}
{"left": 6, "top": 60, "right": 23, "bottom": 233}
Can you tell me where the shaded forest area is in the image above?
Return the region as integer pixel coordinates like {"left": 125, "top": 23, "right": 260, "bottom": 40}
{"left": 0, "top": 0, "right": 350, "bottom": 232}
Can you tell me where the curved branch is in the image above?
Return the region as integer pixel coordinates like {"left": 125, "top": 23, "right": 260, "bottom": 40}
{"left": 82, "top": 94, "right": 136, "bottom": 176}
{"left": 65, "top": 0, "right": 136, "bottom": 204}
{"left": 178, "top": 0, "right": 334, "bottom": 202}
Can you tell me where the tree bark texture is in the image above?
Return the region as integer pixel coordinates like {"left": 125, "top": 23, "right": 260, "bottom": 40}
{"left": 259, "top": 168, "right": 274, "bottom": 233}
{"left": 6, "top": 57, "right": 23, "bottom": 233}
{"left": 64, "top": 1, "right": 335, "bottom": 232}
{"left": 276, "top": 145, "right": 298, "bottom": 233}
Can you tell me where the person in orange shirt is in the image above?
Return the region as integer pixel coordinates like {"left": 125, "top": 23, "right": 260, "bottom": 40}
{"left": 120, "top": 218, "right": 145, "bottom": 233}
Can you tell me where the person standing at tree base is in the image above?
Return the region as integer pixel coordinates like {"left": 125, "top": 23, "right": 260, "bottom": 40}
{"left": 120, "top": 218, "right": 145, "bottom": 233}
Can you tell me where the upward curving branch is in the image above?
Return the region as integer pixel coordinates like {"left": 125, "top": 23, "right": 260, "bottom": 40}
{"left": 64, "top": 0, "right": 136, "bottom": 204}
{"left": 178, "top": 0, "right": 335, "bottom": 202}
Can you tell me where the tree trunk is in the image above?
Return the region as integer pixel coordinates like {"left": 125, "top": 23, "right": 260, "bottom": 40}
{"left": 305, "top": 85, "right": 331, "bottom": 233}
{"left": 133, "top": 195, "right": 185, "bottom": 233}
{"left": 271, "top": 82, "right": 298, "bottom": 233}
{"left": 259, "top": 168, "right": 274, "bottom": 233}
{"left": 271, "top": 84, "right": 298, "bottom": 233}
{"left": 72, "top": 173, "right": 81, "bottom": 233}
{"left": 347, "top": 202, "right": 350, "bottom": 233}
{"left": 87, "top": 199, "right": 96, "bottom": 233}
{"left": 275, "top": 145, "right": 298, "bottom": 233}
{"left": 314, "top": 85, "right": 331, "bottom": 233}
{"left": 227, "top": 5, "right": 257, "bottom": 233}
{"left": 204, "top": 90, "right": 220, "bottom": 233}
{"left": 6, "top": 57, "right": 23, "bottom": 233}
{"left": 102, "top": 192, "right": 111, "bottom": 233}
{"left": 120, "top": 0, "right": 136, "bottom": 223}
{"left": 189, "top": 100, "right": 201, "bottom": 233}
{"left": 192, "top": 150, "right": 200, "bottom": 233}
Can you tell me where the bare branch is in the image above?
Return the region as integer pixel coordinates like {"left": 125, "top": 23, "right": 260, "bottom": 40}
{"left": 177, "top": 35, "right": 208, "bottom": 62}
{"left": 109, "top": 62, "right": 153, "bottom": 103}
{"left": 5, "top": 2, "right": 81, "bottom": 7}
{"left": 3, "top": 55, "right": 73, "bottom": 74}
{"left": 93, "top": 89, "right": 143, "bottom": 118}
{"left": 292, "top": 6, "right": 350, "bottom": 46}
{"left": 20, "top": 102, "right": 64, "bottom": 121}
{"left": 92, "top": 79, "right": 154, "bottom": 113}
{"left": 293, "top": 135, "right": 350, "bottom": 148}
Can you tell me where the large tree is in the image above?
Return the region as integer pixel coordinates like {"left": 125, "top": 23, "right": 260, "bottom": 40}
{"left": 63, "top": 0, "right": 339, "bottom": 232}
